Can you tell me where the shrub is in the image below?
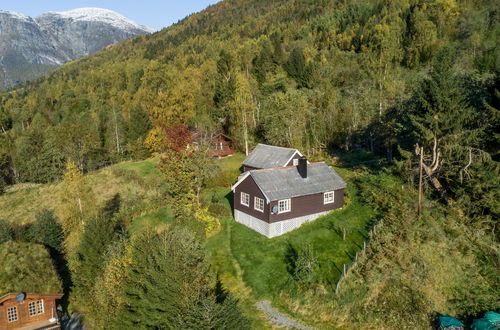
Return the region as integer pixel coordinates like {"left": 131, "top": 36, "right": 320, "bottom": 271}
{"left": 0, "top": 218, "right": 14, "bottom": 243}
{"left": 208, "top": 203, "right": 229, "bottom": 217}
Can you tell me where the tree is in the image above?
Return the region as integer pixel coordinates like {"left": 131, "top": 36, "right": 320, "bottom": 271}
{"left": 407, "top": 47, "right": 482, "bottom": 199}
{"left": 284, "top": 47, "right": 313, "bottom": 88}
{"left": 126, "top": 106, "right": 151, "bottom": 159}
{"left": 59, "top": 159, "right": 96, "bottom": 256}
{"left": 117, "top": 226, "right": 248, "bottom": 329}
{"left": 71, "top": 194, "right": 121, "bottom": 314}
{"left": 261, "top": 90, "right": 311, "bottom": 149}
{"left": 27, "top": 209, "right": 64, "bottom": 252}
{"left": 214, "top": 50, "right": 237, "bottom": 127}
{"left": 117, "top": 227, "right": 209, "bottom": 328}
{"left": 229, "top": 73, "right": 258, "bottom": 155}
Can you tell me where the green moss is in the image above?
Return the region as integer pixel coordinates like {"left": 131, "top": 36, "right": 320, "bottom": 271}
{"left": 0, "top": 241, "right": 62, "bottom": 294}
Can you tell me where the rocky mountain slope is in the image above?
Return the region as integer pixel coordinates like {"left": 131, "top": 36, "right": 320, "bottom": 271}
{"left": 0, "top": 8, "right": 152, "bottom": 89}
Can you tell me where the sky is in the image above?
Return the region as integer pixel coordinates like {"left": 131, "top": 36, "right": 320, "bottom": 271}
{"left": 2, "top": 1, "right": 220, "bottom": 31}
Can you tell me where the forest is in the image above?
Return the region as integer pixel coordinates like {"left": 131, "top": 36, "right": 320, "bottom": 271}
{"left": 0, "top": 0, "right": 498, "bottom": 328}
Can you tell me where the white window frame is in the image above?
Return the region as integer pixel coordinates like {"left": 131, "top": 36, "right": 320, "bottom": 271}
{"left": 240, "top": 192, "right": 250, "bottom": 207}
{"left": 292, "top": 158, "right": 299, "bottom": 166}
{"left": 36, "top": 300, "right": 44, "bottom": 314}
{"left": 278, "top": 199, "right": 291, "bottom": 213}
{"left": 7, "top": 306, "right": 18, "bottom": 323}
{"left": 254, "top": 197, "right": 265, "bottom": 212}
{"left": 28, "top": 300, "right": 44, "bottom": 317}
{"left": 324, "top": 191, "right": 335, "bottom": 204}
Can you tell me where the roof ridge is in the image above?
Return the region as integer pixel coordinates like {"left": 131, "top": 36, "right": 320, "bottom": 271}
{"left": 249, "top": 161, "right": 325, "bottom": 173}
{"left": 255, "top": 143, "right": 298, "bottom": 151}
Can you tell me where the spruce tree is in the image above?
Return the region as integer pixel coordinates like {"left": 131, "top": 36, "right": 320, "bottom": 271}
{"left": 117, "top": 226, "right": 249, "bottom": 329}
{"left": 27, "top": 209, "right": 64, "bottom": 252}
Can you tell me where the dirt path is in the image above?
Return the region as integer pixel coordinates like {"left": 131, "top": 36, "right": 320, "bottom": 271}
{"left": 256, "top": 300, "right": 316, "bottom": 329}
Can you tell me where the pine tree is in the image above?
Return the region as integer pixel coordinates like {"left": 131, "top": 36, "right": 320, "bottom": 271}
{"left": 27, "top": 209, "right": 64, "bottom": 252}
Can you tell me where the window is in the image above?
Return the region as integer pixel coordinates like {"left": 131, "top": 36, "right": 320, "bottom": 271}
{"left": 28, "top": 300, "right": 44, "bottom": 316}
{"left": 293, "top": 158, "right": 299, "bottom": 166}
{"left": 241, "top": 192, "right": 250, "bottom": 207}
{"left": 278, "top": 199, "right": 291, "bottom": 213}
{"left": 29, "top": 301, "right": 37, "bottom": 316}
{"left": 7, "top": 307, "right": 18, "bottom": 322}
{"left": 37, "top": 300, "right": 44, "bottom": 314}
{"left": 324, "top": 191, "right": 334, "bottom": 204}
{"left": 254, "top": 197, "right": 264, "bottom": 212}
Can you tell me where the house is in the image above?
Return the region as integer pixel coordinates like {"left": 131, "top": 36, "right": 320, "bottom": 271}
{"left": 0, "top": 293, "right": 63, "bottom": 330}
{"left": 242, "top": 144, "right": 304, "bottom": 171}
{"left": 232, "top": 157, "right": 346, "bottom": 238}
{"left": 207, "top": 133, "right": 234, "bottom": 158}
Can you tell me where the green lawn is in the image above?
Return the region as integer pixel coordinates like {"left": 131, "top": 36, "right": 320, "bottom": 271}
{"left": 203, "top": 153, "right": 377, "bottom": 327}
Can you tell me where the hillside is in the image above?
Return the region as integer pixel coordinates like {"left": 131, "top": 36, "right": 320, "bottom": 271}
{"left": 0, "top": 0, "right": 498, "bottom": 328}
{"left": 1, "top": 153, "right": 497, "bottom": 328}
{"left": 0, "top": 8, "right": 152, "bottom": 89}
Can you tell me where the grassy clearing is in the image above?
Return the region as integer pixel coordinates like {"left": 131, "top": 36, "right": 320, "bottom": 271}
{"left": 0, "top": 158, "right": 163, "bottom": 225}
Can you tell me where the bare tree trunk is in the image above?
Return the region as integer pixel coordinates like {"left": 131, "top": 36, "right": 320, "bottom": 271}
{"left": 77, "top": 197, "right": 83, "bottom": 223}
{"left": 418, "top": 146, "right": 423, "bottom": 216}
{"left": 243, "top": 110, "right": 249, "bottom": 156}
{"left": 113, "top": 107, "right": 121, "bottom": 154}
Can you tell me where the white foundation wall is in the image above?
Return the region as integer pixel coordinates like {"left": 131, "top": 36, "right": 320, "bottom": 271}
{"left": 234, "top": 209, "right": 329, "bottom": 238}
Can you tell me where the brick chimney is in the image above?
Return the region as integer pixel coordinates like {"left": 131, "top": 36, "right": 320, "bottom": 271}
{"left": 297, "top": 156, "right": 307, "bottom": 178}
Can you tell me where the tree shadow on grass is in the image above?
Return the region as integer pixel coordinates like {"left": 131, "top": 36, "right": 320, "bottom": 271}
{"left": 224, "top": 191, "right": 234, "bottom": 215}
{"left": 47, "top": 247, "right": 72, "bottom": 314}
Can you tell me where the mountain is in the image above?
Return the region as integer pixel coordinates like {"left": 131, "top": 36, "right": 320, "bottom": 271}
{"left": 0, "top": 8, "right": 152, "bottom": 89}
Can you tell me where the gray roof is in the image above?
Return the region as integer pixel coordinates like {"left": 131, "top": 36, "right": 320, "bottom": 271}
{"left": 243, "top": 144, "right": 299, "bottom": 169}
{"left": 250, "top": 162, "right": 347, "bottom": 201}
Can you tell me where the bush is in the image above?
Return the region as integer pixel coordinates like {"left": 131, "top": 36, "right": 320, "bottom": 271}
{"left": 0, "top": 218, "right": 14, "bottom": 243}
{"left": 206, "top": 170, "right": 239, "bottom": 188}
{"left": 208, "top": 203, "right": 229, "bottom": 217}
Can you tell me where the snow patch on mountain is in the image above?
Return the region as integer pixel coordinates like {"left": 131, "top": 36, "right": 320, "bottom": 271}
{"left": 45, "top": 8, "right": 154, "bottom": 33}
{"left": 0, "top": 10, "right": 31, "bottom": 21}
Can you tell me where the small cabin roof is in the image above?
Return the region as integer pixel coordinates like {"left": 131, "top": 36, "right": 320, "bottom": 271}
{"left": 211, "top": 133, "right": 234, "bottom": 141}
{"left": 243, "top": 144, "right": 301, "bottom": 169}
{"left": 233, "top": 162, "right": 346, "bottom": 201}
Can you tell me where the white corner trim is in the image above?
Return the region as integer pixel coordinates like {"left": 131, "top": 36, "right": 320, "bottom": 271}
{"left": 232, "top": 172, "right": 270, "bottom": 203}
{"left": 231, "top": 171, "right": 251, "bottom": 191}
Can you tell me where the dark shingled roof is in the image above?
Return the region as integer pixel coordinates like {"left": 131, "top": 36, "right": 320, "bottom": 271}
{"left": 243, "top": 144, "right": 300, "bottom": 169}
{"left": 249, "top": 162, "right": 346, "bottom": 201}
